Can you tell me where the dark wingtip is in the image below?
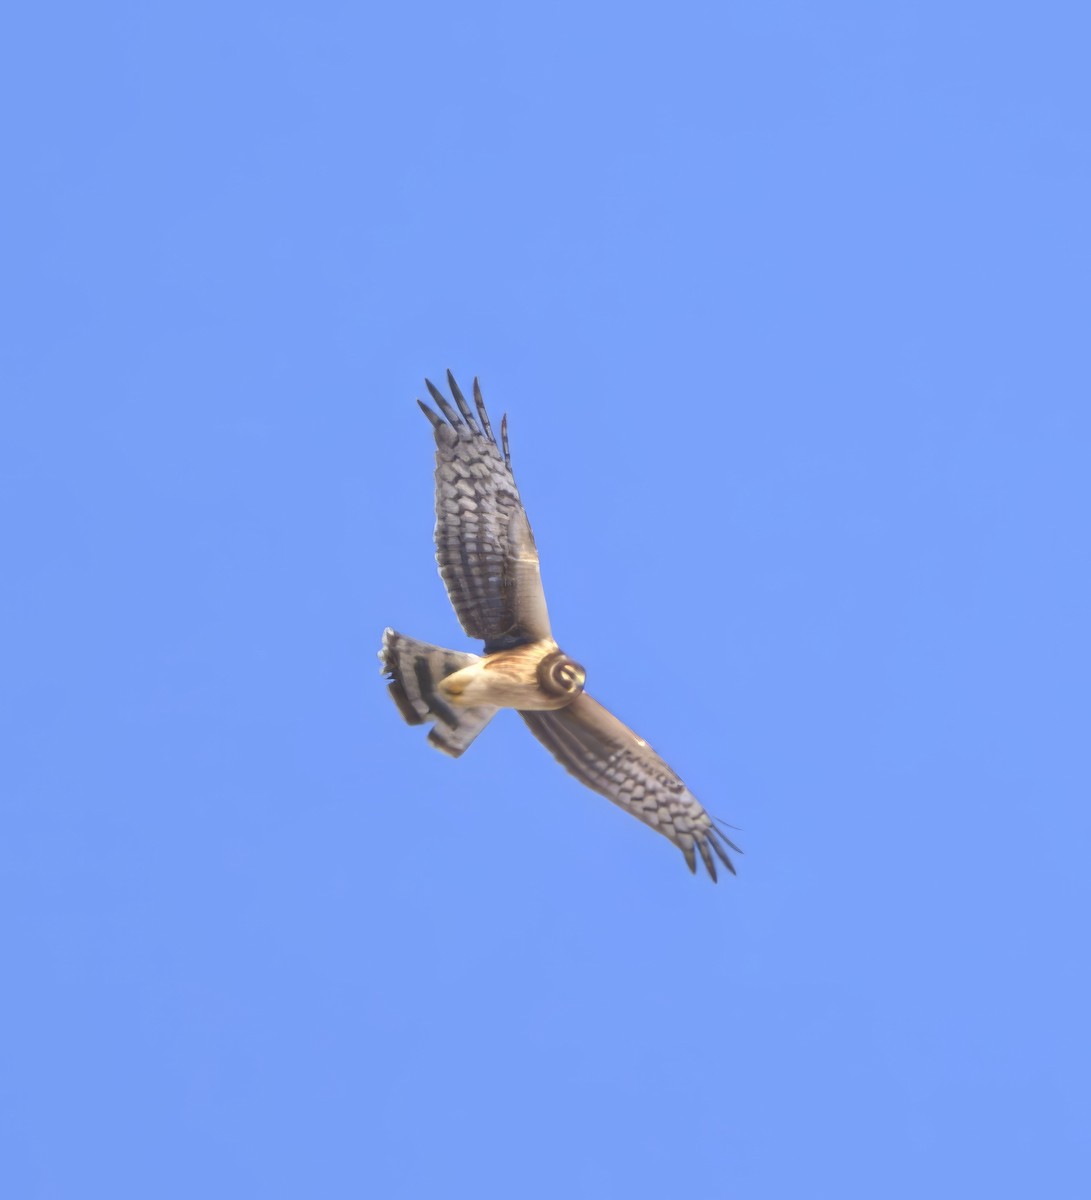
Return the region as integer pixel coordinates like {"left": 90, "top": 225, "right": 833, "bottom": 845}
{"left": 707, "top": 825, "right": 740, "bottom": 876}
{"left": 710, "top": 815, "right": 743, "bottom": 856}
{"left": 417, "top": 397, "right": 443, "bottom": 428}
{"left": 473, "top": 377, "right": 495, "bottom": 444}
{"left": 446, "top": 370, "right": 478, "bottom": 430}
{"left": 500, "top": 412, "right": 511, "bottom": 467}
{"left": 698, "top": 837, "right": 718, "bottom": 881}
{"left": 425, "top": 377, "right": 462, "bottom": 425}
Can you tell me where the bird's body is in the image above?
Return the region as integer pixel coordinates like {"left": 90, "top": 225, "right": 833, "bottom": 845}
{"left": 380, "top": 372, "right": 740, "bottom": 880}
{"left": 440, "top": 640, "right": 586, "bottom": 711}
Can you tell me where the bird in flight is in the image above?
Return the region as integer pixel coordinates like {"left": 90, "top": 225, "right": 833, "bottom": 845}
{"left": 380, "top": 372, "right": 740, "bottom": 880}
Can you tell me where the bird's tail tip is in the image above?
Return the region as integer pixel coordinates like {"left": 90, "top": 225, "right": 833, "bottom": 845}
{"left": 379, "top": 629, "right": 497, "bottom": 757}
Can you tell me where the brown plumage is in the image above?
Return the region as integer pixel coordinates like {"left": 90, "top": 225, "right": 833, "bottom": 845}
{"left": 381, "top": 371, "right": 740, "bottom": 880}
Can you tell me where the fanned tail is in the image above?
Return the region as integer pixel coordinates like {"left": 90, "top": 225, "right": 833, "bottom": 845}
{"left": 379, "top": 629, "right": 497, "bottom": 757}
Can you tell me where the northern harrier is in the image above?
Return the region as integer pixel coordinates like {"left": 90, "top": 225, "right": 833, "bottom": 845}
{"left": 380, "top": 372, "right": 740, "bottom": 880}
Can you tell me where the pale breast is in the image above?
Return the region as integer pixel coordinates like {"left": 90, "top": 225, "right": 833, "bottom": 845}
{"left": 440, "top": 640, "right": 586, "bottom": 711}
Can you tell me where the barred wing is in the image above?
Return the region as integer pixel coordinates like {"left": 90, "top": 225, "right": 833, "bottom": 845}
{"left": 520, "top": 695, "right": 740, "bottom": 880}
{"left": 418, "top": 372, "right": 552, "bottom": 651}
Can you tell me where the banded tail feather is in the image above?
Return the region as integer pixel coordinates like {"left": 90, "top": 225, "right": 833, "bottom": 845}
{"left": 379, "top": 629, "right": 497, "bottom": 757}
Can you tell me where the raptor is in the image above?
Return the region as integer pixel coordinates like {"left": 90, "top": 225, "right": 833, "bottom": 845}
{"left": 380, "top": 372, "right": 740, "bottom": 880}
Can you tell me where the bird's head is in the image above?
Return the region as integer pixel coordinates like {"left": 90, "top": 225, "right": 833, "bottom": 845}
{"left": 537, "top": 650, "right": 586, "bottom": 702}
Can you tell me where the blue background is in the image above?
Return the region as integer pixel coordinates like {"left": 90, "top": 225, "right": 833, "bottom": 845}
{"left": 4, "top": 3, "right": 1089, "bottom": 1197}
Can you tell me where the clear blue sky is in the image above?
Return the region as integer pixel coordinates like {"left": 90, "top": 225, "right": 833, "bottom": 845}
{"left": 3, "top": 3, "right": 1089, "bottom": 1197}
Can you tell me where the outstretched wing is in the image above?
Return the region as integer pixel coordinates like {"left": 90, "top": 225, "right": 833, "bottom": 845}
{"left": 417, "top": 372, "right": 551, "bottom": 652}
{"left": 520, "top": 695, "right": 740, "bottom": 881}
